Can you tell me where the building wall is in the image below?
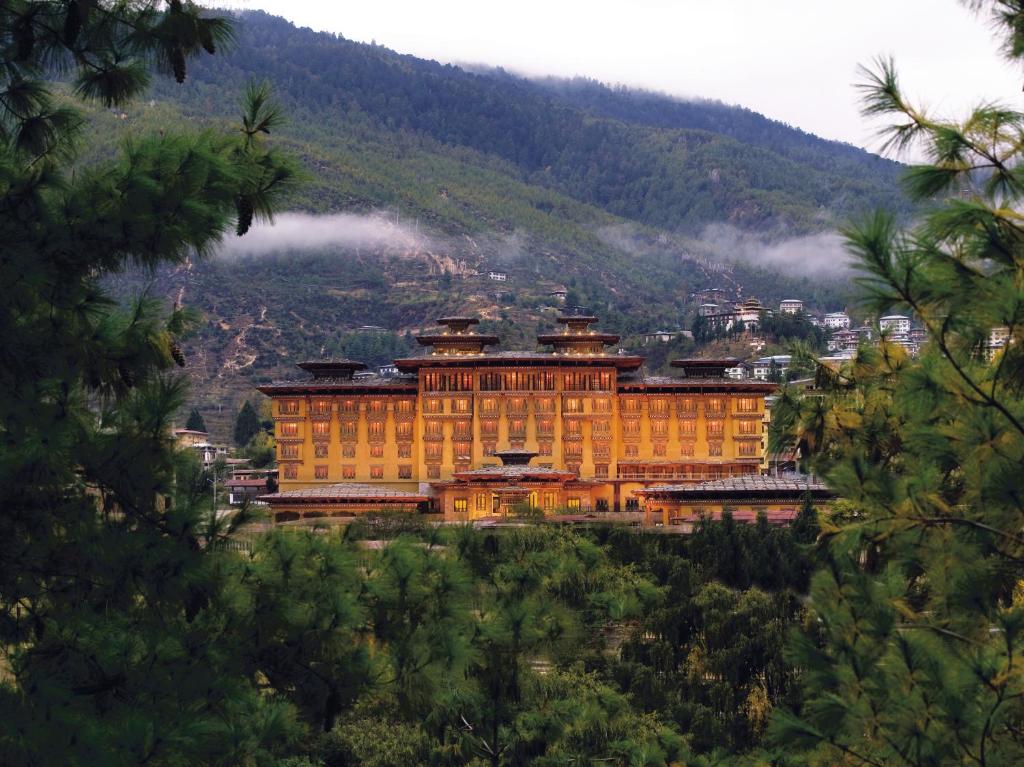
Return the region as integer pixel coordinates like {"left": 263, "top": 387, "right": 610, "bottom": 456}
{"left": 268, "top": 366, "right": 767, "bottom": 508}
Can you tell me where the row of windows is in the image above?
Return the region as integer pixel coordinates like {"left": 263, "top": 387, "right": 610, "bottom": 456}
{"left": 280, "top": 399, "right": 416, "bottom": 415}
{"left": 452, "top": 491, "right": 571, "bottom": 513}
{"left": 280, "top": 396, "right": 758, "bottom": 417}
{"left": 282, "top": 443, "right": 416, "bottom": 460}
{"left": 479, "top": 371, "right": 558, "bottom": 391}
{"left": 309, "top": 465, "right": 414, "bottom": 480}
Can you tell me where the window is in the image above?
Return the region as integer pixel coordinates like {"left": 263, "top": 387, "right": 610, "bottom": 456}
{"left": 342, "top": 465, "right": 356, "bottom": 479}
{"left": 481, "top": 420, "right": 498, "bottom": 438}
{"left": 509, "top": 418, "right": 526, "bottom": 438}
{"left": 454, "top": 420, "right": 472, "bottom": 440}
{"left": 480, "top": 398, "right": 498, "bottom": 415}
{"left": 566, "top": 462, "right": 581, "bottom": 475}
{"left": 396, "top": 422, "right": 413, "bottom": 441}
{"left": 625, "top": 444, "right": 639, "bottom": 457}
{"left": 705, "top": 398, "right": 725, "bottom": 415}
{"left": 563, "top": 397, "right": 582, "bottom": 413}
{"left": 594, "top": 463, "right": 608, "bottom": 478}
{"left": 543, "top": 492, "right": 557, "bottom": 510}
{"left": 370, "top": 466, "right": 384, "bottom": 479}
{"left": 342, "top": 444, "right": 356, "bottom": 458}
{"left": 368, "top": 421, "right": 385, "bottom": 441}
{"left": 398, "top": 444, "right": 411, "bottom": 459}
{"left": 424, "top": 399, "right": 443, "bottom": 414}
{"left": 425, "top": 443, "right": 442, "bottom": 460}
{"left": 529, "top": 492, "right": 539, "bottom": 509}
{"left": 453, "top": 442, "right": 472, "bottom": 459}
{"left": 425, "top": 421, "right": 443, "bottom": 438}
{"left": 340, "top": 422, "right": 357, "bottom": 440}
{"left": 649, "top": 399, "right": 668, "bottom": 416}
{"left": 312, "top": 420, "right": 331, "bottom": 439}
{"left": 315, "top": 465, "right": 328, "bottom": 480}
{"left": 736, "top": 397, "right": 758, "bottom": 413}
{"left": 563, "top": 418, "right": 581, "bottom": 435}
{"left": 738, "top": 420, "right": 760, "bottom": 436}
{"left": 368, "top": 400, "right": 385, "bottom": 415}
{"left": 314, "top": 443, "right": 329, "bottom": 458}
{"left": 422, "top": 372, "right": 473, "bottom": 392}
{"left": 621, "top": 398, "right": 642, "bottom": 413}
{"left": 709, "top": 442, "right": 723, "bottom": 457}
{"left": 538, "top": 441, "right": 552, "bottom": 456}
{"left": 680, "top": 442, "right": 695, "bottom": 457}
{"left": 535, "top": 398, "right": 555, "bottom": 413}
{"left": 592, "top": 441, "right": 610, "bottom": 458}
{"left": 427, "top": 465, "right": 440, "bottom": 479}
{"left": 279, "top": 399, "right": 299, "bottom": 415}
{"left": 593, "top": 419, "right": 611, "bottom": 436}
{"left": 566, "top": 498, "right": 581, "bottom": 511}
{"left": 396, "top": 400, "right": 414, "bottom": 415}
{"left": 452, "top": 398, "right": 471, "bottom": 414}
{"left": 621, "top": 419, "right": 640, "bottom": 437}
{"left": 738, "top": 441, "right": 759, "bottom": 457}
{"left": 476, "top": 494, "right": 489, "bottom": 512}
{"left": 677, "top": 397, "right": 696, "bottom": 414}
{"left": 537, "top": 418, "right": 554, "bottom": 437}
{"left": 593, "top": 398, "right": 611, "bottom": 413}
{"left": 279, "top": 422, "right": 299, "bottom": 438}
{"left": 563, "top": 441, "right": 582, "bottom": 457}
{"left": 398, "top": 465, "right": 412, "bottom": 479}
{"left": 679, "top": 420, "right": 696, "bottom": 437}
{"left": 508, "top": 397, "right": 527, "bottom": 414}
{"left": 653, "top": 443, "right": 667, "bottom": 457}
{"left": 311, "top": 399, "right": 331, "bottom": 415}
{"left": 706, "top": 420, "right": 724, "bottom": 438}
{"left": 283, "top": 464, "right": 298, "bottom": 479}
{"left": 454, "top": 498, "right": 468, "bottom": 514}
{"left": 651, "top": 421, "right": 668, "bottom": 438}
{"left": 341, "top": 399, "right": 357, "bottom": 414}
{"left": 370, "top": 445, "right": 384, "bottom": 458}
{"left": 280, "top": 444, "right": 299, "bottom": 459}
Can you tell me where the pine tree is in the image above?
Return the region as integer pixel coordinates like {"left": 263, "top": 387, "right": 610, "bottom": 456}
{"left": 185, "top": 407, "right": 207, "bottom": 432}
{"left": 770, "top": 3, "right": 1024, "bottom": 762}
{"left": 234, "top": 399, "right": 262, "bottom": 447}
{"left": 0, "top": 3, "right": 297, "bottom": 763}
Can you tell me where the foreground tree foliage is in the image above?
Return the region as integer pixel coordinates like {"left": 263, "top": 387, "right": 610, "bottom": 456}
{"left": 769, "top": 2, "right": 1024, "bottom": 763}
{"left": 0, "top": 2, "right": 298, "bottom": 763}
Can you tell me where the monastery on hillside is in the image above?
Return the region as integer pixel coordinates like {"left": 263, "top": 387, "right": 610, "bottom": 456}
{"left": 256, "top": 313, "right": 781, "bottom": 523}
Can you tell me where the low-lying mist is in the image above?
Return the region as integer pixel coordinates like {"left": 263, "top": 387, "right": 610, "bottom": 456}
{"left": 215, "top": 212, "right": 434, "bottom": 258}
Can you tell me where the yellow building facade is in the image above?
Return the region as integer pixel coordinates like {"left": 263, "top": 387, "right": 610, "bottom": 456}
{"left": 257, "top": 315, "right": 776, "bottom": 517}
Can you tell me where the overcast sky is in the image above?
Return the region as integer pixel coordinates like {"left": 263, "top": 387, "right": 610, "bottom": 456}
{"left": 223, "top": 0, "right": 1021, "bottom": 153}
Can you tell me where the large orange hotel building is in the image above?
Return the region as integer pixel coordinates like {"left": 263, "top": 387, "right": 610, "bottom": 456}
{"left": 257, "top": 314, "right": 776, "bottom": 522}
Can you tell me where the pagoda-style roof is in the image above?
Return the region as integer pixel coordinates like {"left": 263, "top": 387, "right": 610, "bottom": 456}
{"left": 670, "top": 358, "right": 742, "bottom": 379}
{"left": 537, "top": 313, "right": 620, "bottom": 352}
{"left": 259, "top": 483, "right": 428, "bottom": 505}
{"left": 637, "top": 474, "right": 833, "bottom": 501}
{"left": 416, "top": 316, "right": 499, "bottom": 354}
{"left": 297, "top": 359, "right": 368, "bottom": 380}
{"left": 392, "top": 350, "right": 644, "bottom": 373}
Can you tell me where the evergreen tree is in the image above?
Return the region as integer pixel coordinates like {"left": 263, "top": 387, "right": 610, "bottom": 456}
{"left": 0, "top": 3, "right": 297, "bottom": 763}
{"left": 185, "top": 407, "right": 207, "bottom": 432}
{"left": 234, "top": 399, "right": 262, "bottom": 447}
{"left": 770, "top": 3, "right": 1024, "bottom": 762}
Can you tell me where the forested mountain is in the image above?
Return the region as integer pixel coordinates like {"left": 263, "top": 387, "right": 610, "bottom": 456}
{"left": 99, "top": 10, "right": 907, "bottom": 434}
{"left": 159, "top": 11, "right": 905, "bottom": 234}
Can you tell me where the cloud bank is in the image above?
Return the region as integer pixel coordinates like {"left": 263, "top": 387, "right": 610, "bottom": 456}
{"left": 216, "top": 212, "right": 433, "bottom": 258}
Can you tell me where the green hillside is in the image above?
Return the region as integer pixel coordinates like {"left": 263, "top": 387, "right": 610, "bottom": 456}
{"left": 100, "top": 10, "right": 904, "bottom": 438}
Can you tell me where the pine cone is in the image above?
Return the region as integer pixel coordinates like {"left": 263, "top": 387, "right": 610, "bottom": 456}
{"left": 236, "top": 195, "right": 254, "bottom": 236}
{"left": 170, "top": 341, "right": 186, "bottom": 367}
{"left": 171, "top": 47, "right": 186, "bottom": 84}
